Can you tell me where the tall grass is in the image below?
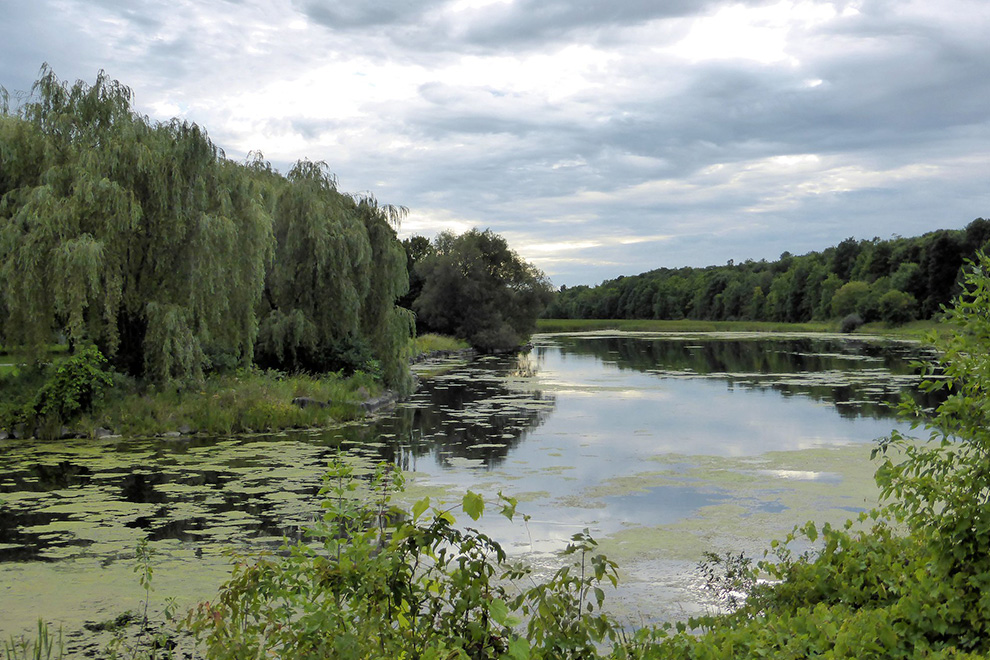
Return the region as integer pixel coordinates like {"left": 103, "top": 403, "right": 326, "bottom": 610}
{"left": 77, "top": 369, "right": 383, "bottom": 437}
{"left": 3, "top": 620, "right": 63, "bottom": 660}
{"left": 410, "top": 333, "right": 471, "bottom": 356}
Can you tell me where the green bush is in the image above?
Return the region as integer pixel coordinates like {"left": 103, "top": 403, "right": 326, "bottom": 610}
{"left": 878, "top": 290, "right": 918, "bottom": 325}
{"left": 185, "top": 458, "right": 623, "bottom": 659}
{"left": 839, "top": 312, "right": 864, "bottom": 333}
{"left": 31, "top": 346, "right": 114, "bottom": 420}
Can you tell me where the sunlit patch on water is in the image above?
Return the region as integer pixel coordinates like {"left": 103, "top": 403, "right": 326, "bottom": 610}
{"left": 757, "top": 469, "right": 842, "bottom": 481}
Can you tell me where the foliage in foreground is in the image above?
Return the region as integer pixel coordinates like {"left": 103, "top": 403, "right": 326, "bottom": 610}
{"left": 183, "top": 254, "right": 990, "bottom": 659}
{"left": 186, "top": 460, "right": 626, "bottom": 660}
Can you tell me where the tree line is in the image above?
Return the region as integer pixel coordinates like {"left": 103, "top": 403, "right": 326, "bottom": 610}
{"left": 545, "top": 220, "right": 990, "bottom": 326}
{"left": 0, "top": 68, "right": 553, "bottom": 396}
{"left": 0, "top": 68, "right": 412, "bottom": 390}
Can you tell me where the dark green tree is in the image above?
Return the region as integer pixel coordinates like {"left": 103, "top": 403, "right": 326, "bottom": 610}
{"left": 413, "top": 229, "right": 553, "bottom": 352}
{"left": 397, "top": 235, "right": 435, "bottom": 331}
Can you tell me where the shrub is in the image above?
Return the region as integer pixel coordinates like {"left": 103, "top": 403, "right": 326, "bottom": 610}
{"left": 878, "top": 290, "right": 918, "bottom": 325}
{"left": 29, "top": 345, "right": 114, "bottom": 426}
{"left": 839, "top": 312, "right": 864, "bottom": 333}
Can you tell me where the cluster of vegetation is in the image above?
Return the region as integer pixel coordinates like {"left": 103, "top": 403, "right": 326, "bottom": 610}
{"left": 0, "top": 69, "right": 552, "bottom": 437}
{"left": 0, "top": 67, "right": 412, "bottom": 393}
{"left": 545, "top": 220, "right": 990, "bottom": 328}
{"left": 400, "top": 230, "right": 554, "bottom": 353}
{"left": 410, "top": 332, "right": 472, "bottom": 358}
{"left": 9, "top": 253, "right": 979, "bottom": 658}
{"left": 77, "top": 368, "right": 384, "bottom": 438}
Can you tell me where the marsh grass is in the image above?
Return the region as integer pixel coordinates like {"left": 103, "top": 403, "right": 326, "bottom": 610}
{"left": 77, "top": 369, "right": 383, "bottom": 437}
{"left": 410, "top": 333, "right": 471, "bottom": 356}
{"left": 3, "top": 620, "right": 63, "bottom": 660}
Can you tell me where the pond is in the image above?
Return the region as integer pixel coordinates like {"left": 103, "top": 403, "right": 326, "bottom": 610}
{"left": 0, "top": 332, "right": 934, "bottom": 641}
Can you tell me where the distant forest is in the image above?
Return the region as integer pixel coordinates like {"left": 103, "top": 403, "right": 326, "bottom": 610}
{"left": 545, "top": 219, "right": 990, "bottom": 325}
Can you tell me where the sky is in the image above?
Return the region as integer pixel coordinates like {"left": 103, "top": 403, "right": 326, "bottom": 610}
{"left": 2, "top": 0, "right": 989, "bottom": 287}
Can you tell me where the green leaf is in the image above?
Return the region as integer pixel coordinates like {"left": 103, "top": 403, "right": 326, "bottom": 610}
{"left": 505, "top": 637, "right": 530, "bottom": 660}
{"left": 411, "top": 497, "right": 430, "bottom": 521}
{"left": 489, "top": 597, "right": 510, "bottom": 625}
{"left": 462, "top": 490, "right": 484, "bottom": 521}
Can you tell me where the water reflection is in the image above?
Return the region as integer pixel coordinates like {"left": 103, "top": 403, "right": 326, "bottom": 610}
{"left": 331, "top": 354, "right": 556, "bottom": 471}
{"left": 0, "top": 353, "right": 554, "bottom": 563}
{"left": 544, "top": 334, "right": 936, "bottom": 420}
{"left": 0, "top": 334, "right": 933, "bottom": 567}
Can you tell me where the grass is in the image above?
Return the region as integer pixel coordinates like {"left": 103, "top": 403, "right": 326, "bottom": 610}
{"left": 3, "top": 619, "right": 64, "bottom": 660}
{"left": 4, "top": 338, "right": 475, "bottom": 439}
{"left": 537, "top": 317, "right": 940, "bottom": 340}
{"left": 77, "top": 369, "right": 384, "bottom": 438}
{"left": 859, "top": 319, "right": 941, "bottom": 339}
{"left": 410, "top": 333, "right": 471, "bottom": 356}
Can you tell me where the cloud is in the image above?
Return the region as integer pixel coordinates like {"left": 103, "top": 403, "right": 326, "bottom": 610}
{"left": 3, "top": 0, "right": 989, "bottom": 286}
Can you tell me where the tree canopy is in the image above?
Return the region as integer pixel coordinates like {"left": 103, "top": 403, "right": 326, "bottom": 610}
{"left": 545, "top": 222, "right": 990, "bottom": 326}
{"left": 0, "top": 68, "right": 412, "bottom": 390}
{"left": 409, "top": 229, "right": 553, "bottom": 352}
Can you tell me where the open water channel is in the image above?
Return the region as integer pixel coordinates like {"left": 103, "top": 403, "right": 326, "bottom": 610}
{"left": 0, "top": 332, "right": 935, "bottom": 645}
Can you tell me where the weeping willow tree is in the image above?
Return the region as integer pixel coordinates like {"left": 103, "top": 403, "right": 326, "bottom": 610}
{"left": 355, "top": 195, "right": 414, "bottom": 393}
{"left": 254, "top": 160, "right": 413, "bottom": 393}
{"left": 2, "top": 68, "right": 413, "bottom": 389}
{"left": 0, "top": 67, "right": 273, "bottom": 380}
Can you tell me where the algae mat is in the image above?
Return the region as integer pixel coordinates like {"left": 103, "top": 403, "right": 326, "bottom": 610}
{"left": 0, "top": 333, "right": 931, "bottom": 643}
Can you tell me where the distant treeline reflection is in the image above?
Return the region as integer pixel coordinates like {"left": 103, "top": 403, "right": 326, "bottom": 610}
{"left": 543, "top": 335, "right": 938, "bottom": 421}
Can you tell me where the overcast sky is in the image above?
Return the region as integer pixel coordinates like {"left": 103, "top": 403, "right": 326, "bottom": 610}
{"left": 2, "top": 0, "right": 989, "bottom": 286}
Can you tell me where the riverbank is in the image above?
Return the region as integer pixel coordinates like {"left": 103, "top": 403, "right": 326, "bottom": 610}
{"left": 537, "top": 317, "right": 939, "bottom": 339}
{"left": 0, "top": 335, "right": 474, "bottom": 441}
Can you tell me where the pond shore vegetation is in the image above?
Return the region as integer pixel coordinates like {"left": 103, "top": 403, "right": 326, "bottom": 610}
{"left": 9, "top": 253, "right": 988, "bottom": 658}
{"left": 0, "top": 69, "right": 544, "bottom": 439}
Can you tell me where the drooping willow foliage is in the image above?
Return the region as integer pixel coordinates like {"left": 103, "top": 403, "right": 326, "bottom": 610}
{"left": 254, "top": 159, "right": 412, "bottom": 391}
{"left": 0, "top": 67, "right": 412, "bottom": 391}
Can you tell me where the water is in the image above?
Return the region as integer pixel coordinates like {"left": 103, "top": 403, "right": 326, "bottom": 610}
{"left": 0, "top": 332, "right": 933, "bottom": 635}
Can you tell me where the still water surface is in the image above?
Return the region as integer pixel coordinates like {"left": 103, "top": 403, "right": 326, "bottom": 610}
{"left": 0, "top": 332, "right": 932, "bottom": 634}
